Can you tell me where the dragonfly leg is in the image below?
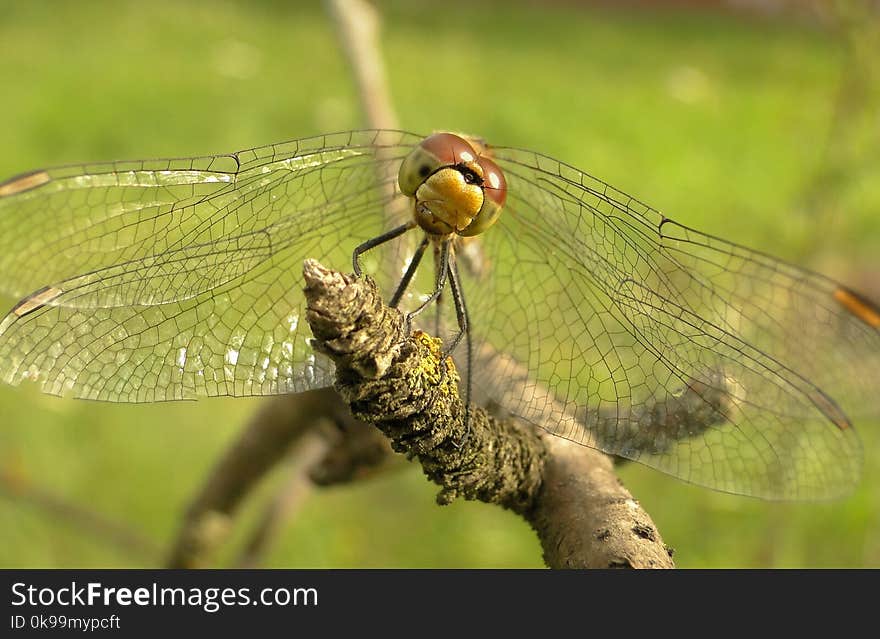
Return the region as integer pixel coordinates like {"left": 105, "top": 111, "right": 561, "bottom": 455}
{"left": 444, "top": 255, "right": 468, "bottom": 357}
{"left": 351, "top": 221, "right": 415, "bottom": 276}
{"left": 434, "top": 291, "right": 443, "bottom": 337}
{"left": 404, "top": 239, "right": 449, "bottom": 335}
{"left": 447, "top": 253, "right": 473, "bottom": 449}
{"left": 389, "top": 235, "right": 429, "bottom": 309}
{"left": 433, "top": 243, "right": 444, "bottom": 338}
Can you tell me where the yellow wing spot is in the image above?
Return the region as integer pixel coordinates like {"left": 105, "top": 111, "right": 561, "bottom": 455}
{"left": 0, "top": 171, "right": 50, "bottom": 197}
{"left": 12, "top": 286, "right": 63, "bottom": 318}
{"left": 834, "top": 287, "right": 880, "bottom": 329}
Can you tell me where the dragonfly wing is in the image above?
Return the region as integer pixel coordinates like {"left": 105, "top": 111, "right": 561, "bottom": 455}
{"left": 0, "top": 130, "right": 422, "bottom": 401}
{"left": 463, "top": 145, "right": 879, "bottom": 499}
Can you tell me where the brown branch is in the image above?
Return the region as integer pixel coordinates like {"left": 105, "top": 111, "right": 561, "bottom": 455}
{"left": 308, "top": 414, "right": 397, "bottom": 486}
{"left": 303, "top": 259, "right": 678, "bottom": 568}
{"left": 326, "top": 0, "right": 399, "bottom": 131}
{"left": 531, "top": 437, "right": 673, "bottom": 568}
{"left": 233, "top": 430, "right": 331, "bottom": 568}
{"left": 165, "top": 391, "right": 398, "bottom": 568}
{"left": 322, "top": 0, "right": 404, "bottom": 472}
{"left": 165, "top": 389, "right": 345, "bottom": 568}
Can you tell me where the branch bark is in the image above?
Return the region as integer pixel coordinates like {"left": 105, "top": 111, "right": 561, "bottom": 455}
{"left": 303, "top": 259, "right": 676, "bottom": 568}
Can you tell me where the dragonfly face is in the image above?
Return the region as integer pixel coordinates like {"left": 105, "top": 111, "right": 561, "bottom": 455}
{"left": 0, "top": 129, "right": 877, "bottom": 501}
{"left": 398, "top": 132, "right": 507, "bottom": 237}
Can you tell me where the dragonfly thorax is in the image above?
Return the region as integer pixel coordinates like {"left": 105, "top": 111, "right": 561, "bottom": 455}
{"left": 398, "top": 132, "right": 507, "bottom": 237}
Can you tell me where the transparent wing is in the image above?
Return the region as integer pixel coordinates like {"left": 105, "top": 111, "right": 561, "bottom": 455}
{"left": 0, "top": 130, "right": 422, "bottom": 401}
{"left": 452, "top": 145, "right": 879, "bottom": 500}
{"left": 3, "top": 129, "right": 876, "bottom": 499}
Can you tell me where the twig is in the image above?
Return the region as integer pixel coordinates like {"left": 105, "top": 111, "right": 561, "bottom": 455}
{"left": 326, "top": 0, "right": 399, "bottom": 131}
{"left": 234, "top": 429, "right": 332, "bottom": 568}
{"left": 303, "top": 259, "right": 677, "bottom": 568}
{"left": 322, "top": 0, "right": 404, "bottom": 472}
{"left": 1, "top": 463, "right": 159, "bottom": 563}
{"left": 165, "top": 389, "right": 345, "bottom": 568}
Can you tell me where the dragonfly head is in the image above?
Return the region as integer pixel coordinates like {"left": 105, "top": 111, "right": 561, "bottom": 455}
{"left": 398, "top": 132, "right": 507, "bottom": 237}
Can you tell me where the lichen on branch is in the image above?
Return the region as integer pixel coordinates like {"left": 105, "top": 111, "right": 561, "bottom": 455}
{"left": 303, "top": 258, "right": 544, "bottom": 512}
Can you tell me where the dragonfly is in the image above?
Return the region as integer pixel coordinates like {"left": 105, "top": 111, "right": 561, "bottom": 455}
{"left": 0, "top": 129, "right": 878, "bottom": 501}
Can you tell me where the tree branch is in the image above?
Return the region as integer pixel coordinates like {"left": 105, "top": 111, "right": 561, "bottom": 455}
{"left": 166, "top": 389, "right": 343, "bottom": 568}
{"left": 326, "top": 0, "right": 399, "bottom": 131}
{"left": 233, "top": 430, "right": 331, "bottom": 568}
{"left": 165, "top": 389, "right": 397, "bottom": 568}
{"left": 303, "top": 259, "right": 677, "bottom": 568}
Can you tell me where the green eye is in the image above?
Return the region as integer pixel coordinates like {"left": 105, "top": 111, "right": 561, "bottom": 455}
{"left": 398, "top": 147, "right": 443, "bottom": 196}
{"left": 459, "top": 199, "right": 503, "bottom": 237}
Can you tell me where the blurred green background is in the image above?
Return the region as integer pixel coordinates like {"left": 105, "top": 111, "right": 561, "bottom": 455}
{"left": 1, "top": 0, "right": 878, "bottom": 568}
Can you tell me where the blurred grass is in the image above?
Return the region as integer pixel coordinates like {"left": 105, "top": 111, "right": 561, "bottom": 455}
{"left": 0, "top": 0, "right": 878, "bottom": 567}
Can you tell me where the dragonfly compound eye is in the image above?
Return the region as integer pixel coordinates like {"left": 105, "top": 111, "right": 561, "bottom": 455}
{"left": 400, "top": 133, "right": 507, "bottom": 237}
{"left": 398, "top": 132, "right": 481, "bottom": 196}
{"left": 459, "top": 155, "right": 507, "bottom": 237}
{"left": 402, "top": 133, "right": 490, "bottom": 235}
